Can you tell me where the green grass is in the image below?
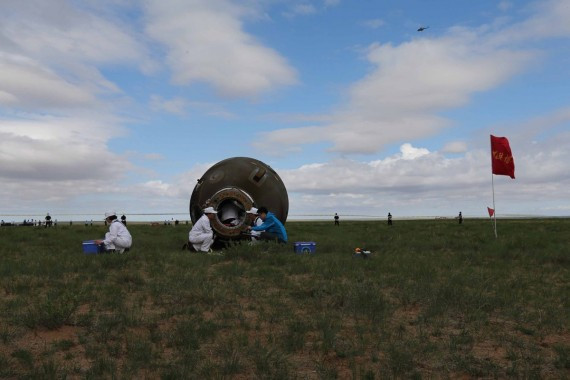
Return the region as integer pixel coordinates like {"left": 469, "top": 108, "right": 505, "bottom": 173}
{"left": 0, "top": 219, "right": 568, "bottom": 378}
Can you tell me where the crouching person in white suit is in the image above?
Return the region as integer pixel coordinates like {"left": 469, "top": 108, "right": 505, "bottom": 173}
{"left": 246, "top": 207, "right": 263, "bottom": 243}
{"left": 188, "top": 207, "right": 217, "bottom": 252}
{"left": 95, "top": 211, "right": 132, "bottom": 253}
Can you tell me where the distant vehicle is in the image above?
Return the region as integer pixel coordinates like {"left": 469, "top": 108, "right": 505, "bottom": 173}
{"left": 417, "top": 26, "right": 430, "bottom": 32}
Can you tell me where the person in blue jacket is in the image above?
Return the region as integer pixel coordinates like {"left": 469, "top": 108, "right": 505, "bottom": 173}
{"left": 247, "top": 206, "right": 287, "bottom": 244}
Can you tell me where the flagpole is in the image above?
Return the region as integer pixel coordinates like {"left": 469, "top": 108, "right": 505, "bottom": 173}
{"left": 491, "top": 173, "right": 497, "bottom": 238}
{"left": 490, "top": 135, "right": 498, "bottom": 238}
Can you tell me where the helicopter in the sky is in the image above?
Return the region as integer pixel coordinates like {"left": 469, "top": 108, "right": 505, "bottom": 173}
{"left": 417, "top": 26, "right": 430, "bottom": 32}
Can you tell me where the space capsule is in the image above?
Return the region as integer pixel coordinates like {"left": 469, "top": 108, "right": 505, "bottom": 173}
{"left": 189, "top": 157, "right": 289, "bottom": 240}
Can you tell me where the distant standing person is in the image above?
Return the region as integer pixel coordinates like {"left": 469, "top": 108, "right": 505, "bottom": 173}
{"left": 45, "top": 213, "right": 52, "bottom": 228}
{"left": 121, "top": 214, "right": 127, "bottom": 226}
{"left": 387, "top": 212, "right": 393, "bottom": 226}
{"left": 248, "top": 206, "right": 287, "bottom": 244}
{"left": 188, "top": 207, "right": 218, "bottom": 252}
{"left": 95, "top": 211, "right": 132, "bottom": 253}
{"left": 334, "top": 213, "right": 340, "bottom": 226}
{"left": 458, "top": 211, "right": 463, "bottom": 224}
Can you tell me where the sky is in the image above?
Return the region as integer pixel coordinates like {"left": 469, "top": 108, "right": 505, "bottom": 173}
{"left": 1, "top": 0, "right": 570, "bottom": 221}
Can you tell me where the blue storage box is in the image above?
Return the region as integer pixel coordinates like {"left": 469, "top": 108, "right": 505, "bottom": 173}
{"left": 82, "top": 240, "right": 103, "bottom": 254}
{"left": 293, "top": 241, "right": 316, "bottom": 254}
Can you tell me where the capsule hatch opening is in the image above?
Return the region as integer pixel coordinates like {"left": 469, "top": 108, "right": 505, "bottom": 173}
{"left": 217, "top": 198, "right": 246, "bottom": 227}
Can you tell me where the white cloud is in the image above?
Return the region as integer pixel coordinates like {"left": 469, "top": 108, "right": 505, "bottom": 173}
{"left": 400, "top": 143, "right": 429, "bottom": 159}
{"left": 257, "top": 0, "right": 570, "bottom": 154}
{"left": 149, "top": 95, "right": 237, "bottom": 119}
{"left": 442, "top": 141, "right": 468, "bottom": 153}
{"left": 490, "top": 0, "right": 570, "bottom": 45}
{"left": 149, "top": 95, "right": 188, "bottom": 115}
{"left": 291, "top": 4, "right": 317, "bottom": 15}
{"left": 0, "top": 115, "right": 130, "bottom": 181}
{"left": 324, "top": 0, "right": 340, "bottom": 7}
{"left": 362, "top": 19, "right": 385, "bottom": 29}
{"left": 512, "top": 107, "right": 570, "bottom": 142}
{"left": 260, "top": 33, "right": 532, "bottom": 153}
{"left": 498, "top": 1, "right": 513, "bottom": 12}
{"left": 143, "top": 153, "right": 165, "bottom": 161}
{"left": 284, "top": 1, "right": 339, "bottom": 17}
{"left": 0, "top": 179, "right": 112, "bottom": 208}
{"left": 1, "top": 0, "right": 568, "bottom": 219}
{"left": 0, "top": 0, "right": 154, "bottom": 100}
{"left": 144, "top": 0, "right": 297, "bottom": 97}
{"left": 0, "top": 1, "right": 148, "bottom": 212}
{"left": 258, "top": 112, "right": 333, "bottom": 124}
{"left": 280, "top": 143, "right": 484, "bottom": 195}
{"left": 0, "top": 112, "right": 137, "bottom": 217}
{"left": 0, "top": 53, "right": 95, "bottom": 109}
{"left": 277, "top": 126, "right": 570, "bottom": 216}
{"left": 141, "top": 180, "right": 173, "bottom": 197}
{"left": 130, "top": 161, "right": 216, "bottom": 201}
{"left": 107, "top": 108, "right": 570, "bottom": 218}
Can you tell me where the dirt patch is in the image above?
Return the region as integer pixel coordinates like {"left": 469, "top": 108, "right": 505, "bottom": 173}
{"left": 541, "top": 332, "right": 570, "bottom": 347}
{"left": 0, "top": 324, "right": 91, "bottom": 376}
{"left": 33, "top": 325, "right": 78, "bottom": 344}
{"left": 472, "top": 341, "right": 508, "bottom": 362}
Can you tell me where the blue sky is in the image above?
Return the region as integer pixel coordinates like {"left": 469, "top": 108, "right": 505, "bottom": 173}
{"left": 1, "top": 0, "right": 569, "bottom": 221}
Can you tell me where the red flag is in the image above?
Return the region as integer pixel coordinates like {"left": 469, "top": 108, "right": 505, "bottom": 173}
{"left": 487, "top": 207, "right": 494, "bottom": 217}
{"left": 490, "top": 135, "right": 515, "bottom": 179}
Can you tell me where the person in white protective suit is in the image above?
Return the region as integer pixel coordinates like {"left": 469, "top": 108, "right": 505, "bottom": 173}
{"left": 188, "top": 207, "right": 218, "bottom": 252}
{"left": 246, "top": 207, "right": 263, "bottom": 242}
{"left": 95, "top": 211, "right": 132, "bottom": 253}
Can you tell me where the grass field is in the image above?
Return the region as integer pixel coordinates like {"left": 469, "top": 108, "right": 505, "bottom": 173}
{"left": 0, "top": 219, "right": 568, "bottom": 379}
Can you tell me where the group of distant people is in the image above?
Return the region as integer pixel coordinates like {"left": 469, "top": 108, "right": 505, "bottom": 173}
{"left": 1, "top": 214, "right": 59, "bottom": 227}
{"left": 333, "top": 212, "right": 394, "bottom": 225}
{"left": 1, "top": 213, "right": 131, "bottom": 228}
{"left": 332, "top": 211, "right": 463, "bottom": 225}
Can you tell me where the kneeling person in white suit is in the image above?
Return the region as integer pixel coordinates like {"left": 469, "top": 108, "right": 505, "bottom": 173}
{"left": 189, "top": 207, "right": 218, "bottom": 252}
{"left": 95, "top": 211, "right": 132, "bottom": 253}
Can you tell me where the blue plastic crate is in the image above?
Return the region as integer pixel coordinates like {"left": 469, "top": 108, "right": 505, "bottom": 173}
{"left": 293, "top": 241, "right": 316, "bottom": 255}
{"left": 82, "top": 240, "right": 103, "bottom": 254}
